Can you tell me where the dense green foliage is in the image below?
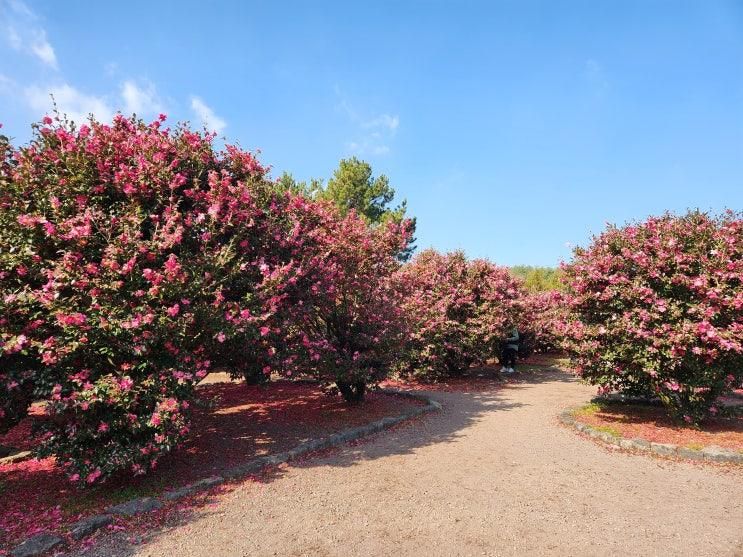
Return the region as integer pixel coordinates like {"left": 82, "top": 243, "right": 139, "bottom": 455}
{"left": 509, "top": 266, "right": 564, "bottom": 292}
{"left": 276, "top": 157, "right": 416, "bottom": 259}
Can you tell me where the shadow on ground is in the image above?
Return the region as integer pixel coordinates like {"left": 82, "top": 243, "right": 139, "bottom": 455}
{"left": 73, "top": 366, "right": 571, "bottom": 557}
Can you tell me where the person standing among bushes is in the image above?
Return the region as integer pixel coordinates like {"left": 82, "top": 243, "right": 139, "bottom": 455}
{"left": 500, "top": 327, "right": 520, "bottom": 373}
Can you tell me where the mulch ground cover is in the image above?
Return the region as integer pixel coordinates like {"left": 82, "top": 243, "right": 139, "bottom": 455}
{"left": 0, "top": 375, "right": 424, "bottom": 553}
{"left": 574, "top": 400, "right": 743, "bottom": 452}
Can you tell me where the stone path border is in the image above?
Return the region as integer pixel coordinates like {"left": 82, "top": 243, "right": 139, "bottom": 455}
{"left": 559, "top": 407, "right": 743, "bottom": 464}
{"left": 9, "top": 388, "right": 440, "bottom": 557}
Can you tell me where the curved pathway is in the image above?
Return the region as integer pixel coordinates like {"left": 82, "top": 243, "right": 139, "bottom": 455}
{"left": 113, "top": 370, "right": 742, "bottom": 556}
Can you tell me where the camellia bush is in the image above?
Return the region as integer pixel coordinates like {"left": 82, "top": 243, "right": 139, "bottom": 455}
{"left": 0, "top": 113, "right": 414, "bottom": 482}
{"left": 395, "top": 250, "right": 523, "bottom": 380}
{"left": 517, "top": 290, "right": 568, "bottom": 355}
{"left": 259, "top": 205, "right": 413, "bottom": 401}
{"left": 562, "top": 211, "right": 743, "bottom": 424}
{"left": 0, "top": 113, "right": 317, "bottom": 481}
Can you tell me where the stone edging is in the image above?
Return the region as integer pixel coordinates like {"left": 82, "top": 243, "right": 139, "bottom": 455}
{"left": 9, "top": 388, "right": 440, "bottom": 557}
{"left": 559, "top": 407, "right": 743, "bottom": 464}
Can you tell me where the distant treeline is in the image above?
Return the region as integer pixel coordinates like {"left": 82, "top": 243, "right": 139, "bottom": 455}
{"left": 509, "top": 266, "right": 564, "bottom": 292}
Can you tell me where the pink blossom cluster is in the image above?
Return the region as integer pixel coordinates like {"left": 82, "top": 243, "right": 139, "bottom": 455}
{"left": 561, "top": 211, "right": 743, "bottom": 423}
{"left": 394, "top": 250, "right": 524, "bottom": 380}
{"left": 0, "top": 113, "right": 413, "bottom": 481}
{"left": 516, "top": 290, "right": 569, "bottom": 355}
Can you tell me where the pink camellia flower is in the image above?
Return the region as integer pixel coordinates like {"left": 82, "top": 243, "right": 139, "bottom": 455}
{"left": 98, "top": 422, "right": 109, "bottom": 433}
{"left": 42, "top": 115, "right": 53, "bottom": 125}
{"left": 56, "top": 312, "right": 87, "bottom": 327}
{"left": 167, "top": 303, "right": 180, "bottom": 317}
{"left": 86, "top": 468, "right": 102, "bottom": 484}
{"left": 216, "top": 331, "right": 226, "bottom": 343}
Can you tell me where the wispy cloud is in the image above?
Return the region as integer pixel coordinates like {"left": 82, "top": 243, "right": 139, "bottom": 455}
{"left": 190, "top": 96, "right": 227, "bottom": 134}
{"left": 2, "top": 0, "right": 58, "bottom": 69}
{"left": 361, "top": 113, "right": 399, "bottom": 133}
{"left": 25, "top": 83, "right": 114, "bottom": 124}
{"left": 348, "top": 141, "right": 390, "bottom": 156}
{"left": 121, "top": 80, "right": 164, "bottom": 117}
{"left": 22, "top": 80, "right": 168, "bottom": 124}
{"left": 335, "top": 86, "right": 399, "bottom": 156}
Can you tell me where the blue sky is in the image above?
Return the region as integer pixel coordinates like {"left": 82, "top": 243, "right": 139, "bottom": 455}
{"left": 1, "top": 1, "right": 742, "bottom": 266}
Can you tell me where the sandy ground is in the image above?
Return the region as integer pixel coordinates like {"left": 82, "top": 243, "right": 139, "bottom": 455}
{"left": 81, "top": 370, "right": 743, "bottom": 557}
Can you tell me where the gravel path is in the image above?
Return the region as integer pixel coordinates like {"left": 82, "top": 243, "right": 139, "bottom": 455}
{"left": 98, "top": 370, "right": 743, "bottom": 556}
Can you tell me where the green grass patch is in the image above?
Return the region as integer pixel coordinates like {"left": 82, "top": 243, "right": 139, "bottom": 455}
{"left": 572, "top": 402, "right": 602, "bottom": 417}
{"left": 591, "top": 424, "right": 622, "bottom": 438}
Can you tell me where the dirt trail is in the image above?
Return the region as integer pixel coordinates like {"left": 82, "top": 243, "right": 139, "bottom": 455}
{"left": 100, "top": 370, "right": 743, "bottom": 556}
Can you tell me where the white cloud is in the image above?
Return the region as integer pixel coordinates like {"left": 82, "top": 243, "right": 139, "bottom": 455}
{"left": 334, "top": 88, "right": 398, "bottom": 157}
{"left": 2, "top": 1, "right": 58, "bottom": 69}
{"left": 347, "top": 138, "right": 390, "bottom": 157}
{"left": 370, "top": 144, "right": 390, "bottom": 155}
{"left": 190, "top": 96, "right": 226, "bottom": 134}
{"left": 362, "top": 113, "right": 399, "bottom": 133}
{"left": 25, "top": 83, "right": 113, "bottom": 124}
{"left": 29, "top": 31, "right": 57, "bottom": 68}
{"left": 121, "top": 80, "right": 164, "bottom": 117}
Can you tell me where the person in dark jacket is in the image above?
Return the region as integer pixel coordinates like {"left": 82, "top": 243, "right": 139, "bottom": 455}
{"left": 500, "top": 327, "right": 519, "bottom": 374}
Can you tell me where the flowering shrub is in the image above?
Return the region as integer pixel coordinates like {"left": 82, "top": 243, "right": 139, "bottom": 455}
{"left": 517, "top": 290, "right": 568, "bottom": 355}
{"left": 562, "top": 211, "right": 743, "bottom": 424}
{"left": 0, "top": 114, "right": 295, "bottom": 481}
{"left": 255, "top": 202, "right": 413, "bottom": 401}
{"left": 0, "top": 111, "right": 414, "bottom": 485}
{"left": 395, "top": 250, "right": 523, "bottom": 380}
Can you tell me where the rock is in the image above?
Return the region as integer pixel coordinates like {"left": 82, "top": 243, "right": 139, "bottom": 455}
{"left": 618, "top": 438, "right": 638, "bottom": 450}
{"left": 0, "top": 450, "right": 32, "bottom": 465}
{"left": 163, "top": 476, "right": 224, "bottom": 501}
{"left": 11, "top": 532, "right": 64, "bottom": 557}
{"left": 594, "top": 431, "right": 619, "bottom": 445}
{"left": 650, "top": 443, "right": 677, "bottom": 457}
{"left": 223, "top": 459, "right": 266, "bottom": 479}
{"left": 106, "top": 496, "right": 161, "bottom": 516}
{"left": 69, "top": 514, "right": 113, "bottom": 540}
{"left": 702, "top": 445, "right": 737, "bottom": 463}
{"left": 630, "top": 438, "right": 651, "bottom": 450}
{"left": 677, "top": 447, "right": 704, "bottom": 461}
{"left": 560, "top": 413, "right": 576, "bottom": 425}
{"left": 381, "top": 416, "right": 402, "bottom": 428}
